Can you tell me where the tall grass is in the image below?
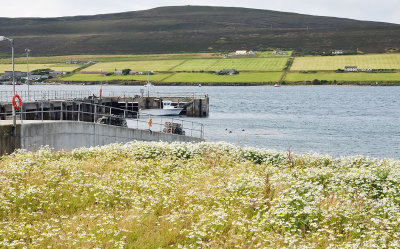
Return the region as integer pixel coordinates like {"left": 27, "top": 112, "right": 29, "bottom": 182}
{"left": 1, "top": 142, "right": 399, "bottom": 247}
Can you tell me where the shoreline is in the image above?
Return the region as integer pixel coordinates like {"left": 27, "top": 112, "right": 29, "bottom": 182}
{"left": 50, "top": 80, "right": 400, "bottom": 86}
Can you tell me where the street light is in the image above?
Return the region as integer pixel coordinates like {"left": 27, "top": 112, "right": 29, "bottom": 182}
{"left": 100, "top": 68, "right": 103, "bottom": 100}
{"left": 25, "top": 49, "right": 31, "bottom": 101}
{"left": 0, "top": 36, "right": 16, "bottom": 133}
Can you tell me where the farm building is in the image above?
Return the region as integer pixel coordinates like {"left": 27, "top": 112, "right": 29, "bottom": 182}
{"left": 332, "top": 50, "right": 344, "bottom": 55}
{"left": 4, "top": 71, "right": 25, "bottom": 78}
{"left": 235, "top": 50, "right": 248, "bottom": 55}
{"left": 49, "top": 71, "right": 64, "bottom": 77}
{"left": 216, "top": 69, "right": 239, "bottom": 75}
{"left": 272, "top": 50, "right": 289, "bottom": 55}
{"left": 344, "top": 66, "right": 358, "bottom": 72}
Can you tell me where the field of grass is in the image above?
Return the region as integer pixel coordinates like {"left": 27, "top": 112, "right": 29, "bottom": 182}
{"left": 62, "top": 72, "right": 282, "bottom": 83}
{"left": 0, "top": 53, "right": 218, "bottom": 64}
{"left": 1, "top": 142, "right": 400, "bottom": 247}
{"left": 63, "top": 73, "right": 172, "bottom": 82}
{"left": 172, "top": 58, "right": 288, "bottom": 71}
{"left": 258, "top": 51, "right": 293, "bottom": 57}
{"left": 0, "top": 64, "right": 80, "bottom": 73}
{"left": 286, "top": 72, "right": 400, "bottom": 82}
{"left": 83, "top": 60, "right": 185, "bottom": 72}
{"left": 163, "top": 72, "right": 283, "bottom": 83}
{"left": 291, "top": 54, "right": 400, "bottom": 71}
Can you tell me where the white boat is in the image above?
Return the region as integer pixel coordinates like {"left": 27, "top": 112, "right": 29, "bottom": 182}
{"left": 140, "top": 101, "right": 183, "bottom": 116}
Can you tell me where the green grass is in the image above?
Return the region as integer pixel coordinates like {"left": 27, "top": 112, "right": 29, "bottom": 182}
{"left": 1, "top": 142, "right": 400, "bottom": 247}
{"left": 258, "top": 51, "right": 293, "bottom": 57}
{"left": 63, "top": 72, "right": 282, "bottom": 83}
{"left": 62, "top": 73, "right": 172, "bottom": 82}
{"left": 0, "top": 53, "right": 217, "bottom": 64}
{"left": 174, "top": 58, "right": 288, "bottom": 71}
{"left": 291, "top": 54, "right": 400, "bottom": 71}
{"left": 172, "top": 59, "right": 220, "bottom": 71}
{"left": 163, "top": 72, "right": 283, "bottom": 83}
{"left": 83, "top": 60, "right": 185, "bottom": 72}
{"left": 286, "top": 72, "right": 400, "bottom": 82}
{"left": 0, "top": 64, "right": 80, "bottom": 73}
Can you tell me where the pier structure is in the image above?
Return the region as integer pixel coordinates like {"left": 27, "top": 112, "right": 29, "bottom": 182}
{"left": 0, "top": 90, "right": 209, "bottom": 121}
{"left": 0, "top": 90, "right": 208, "bottom": 155}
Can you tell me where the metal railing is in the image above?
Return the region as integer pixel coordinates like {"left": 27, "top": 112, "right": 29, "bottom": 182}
{"left": 101, "top": 91, "right": 207, "bottom": 99}
{"left": 0, "top": 90, "right": 92, "bottom": 102}
{"left": 0, "top": 100, "right": 204, "bottom": 139}
{"left": 0, "top": 90, "right": 207, "bottom": 103}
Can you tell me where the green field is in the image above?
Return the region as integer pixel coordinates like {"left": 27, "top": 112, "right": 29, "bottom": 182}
{"left": 258, "top": 51, "right": 293, "bottom": 57}
{"left": 84, "top": 57, "right": 288, "bottom": 73}
{"left": 173, "top": 58, "right": 288, "bottom": 71}
{"left": 62, "top": 72, "right": 283, "bottom": 83}
{"left": 83, "top": 60, "right": 185, "bottom": 72}
{"left": 291, "top": 54, "right": 400, "bottom": 71}
{"left": 163, "top": 72, "right": 283, "bottom": 83}
{"left": 0, "top": 53, "right": 217, "bottom": 64}
{"left": 0, "top": 64, "right": 80, "bottom": 73}
{"left": 286, "top": 72, "right": 400, "bottom": 82}
{"left": 2, "top": 52, "right": 400, "bottom": 85}
{"left": 63, "top": 73, "right": 172, "bottom": 82}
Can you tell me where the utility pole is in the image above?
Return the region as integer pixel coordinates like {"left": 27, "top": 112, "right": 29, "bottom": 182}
{"left": 0, "top": 36, "right": 16, "bottom": 133}
{"left": 100, "top": 68, "right": 103, "bottom": 100}
{"left": 25, "top": 49, "right": 31, "bottom": 101}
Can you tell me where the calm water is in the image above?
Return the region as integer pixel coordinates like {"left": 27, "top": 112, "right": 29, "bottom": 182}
{"left": 1, "top": 84, "right": 399, "bottom": 159}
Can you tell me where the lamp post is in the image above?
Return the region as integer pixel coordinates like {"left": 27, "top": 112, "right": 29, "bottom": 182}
{"left": 0, "top": 36, "right": 16, "bottom": 133}
{"left": 100, "top": 68, "right": 103, "bottom": 100}
{"left": 25, "top": 49, "right": 31, "bottom": 101}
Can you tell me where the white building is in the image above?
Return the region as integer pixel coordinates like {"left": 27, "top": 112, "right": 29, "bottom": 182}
{"left": 344, "top": 66, "right": 358, "bottom": 72}
{"left": 332, "top": 50, "right": 344, "bottom": 55}
{"left": 235, "top": 50, "right": 248, "bottom": 55}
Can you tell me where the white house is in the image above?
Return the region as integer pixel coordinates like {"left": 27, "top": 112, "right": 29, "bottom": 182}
{"left": 332, "top": 50, "right": 344, "bottom": 55}
{"left": 235, "top": 50, "right": 248, "bottom": 55}
{"left": 344, "top": 66, "right": 358, "bottom": 72}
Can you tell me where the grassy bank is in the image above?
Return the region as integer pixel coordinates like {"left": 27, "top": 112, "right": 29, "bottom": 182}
{"left": 286, "top": 72, "right": 400, "bottom": 82}
{"left": 1, "top": 142, "right": 400, "bottom": 247}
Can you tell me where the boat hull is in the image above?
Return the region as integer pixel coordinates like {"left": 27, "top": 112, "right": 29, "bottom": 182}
{"left": 140, "top": 108, "right": 183, "bottom": 116}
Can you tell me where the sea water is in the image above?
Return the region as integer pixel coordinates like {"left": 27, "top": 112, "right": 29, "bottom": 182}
{"left": 1, "top": 84, "right": 399, "bottom": 159}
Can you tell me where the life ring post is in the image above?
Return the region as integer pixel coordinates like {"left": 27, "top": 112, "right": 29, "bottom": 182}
{"left": 12, "top": 94, "right": 22, "bottom": 111}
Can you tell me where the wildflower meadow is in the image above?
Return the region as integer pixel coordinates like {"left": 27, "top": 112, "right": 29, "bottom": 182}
{"left": 0, "top": 142, "right": 399, "bottom": 248}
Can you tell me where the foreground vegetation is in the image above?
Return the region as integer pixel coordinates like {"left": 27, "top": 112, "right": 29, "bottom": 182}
{"left": 1, "top": 142, "right": 400, "bottom": 248}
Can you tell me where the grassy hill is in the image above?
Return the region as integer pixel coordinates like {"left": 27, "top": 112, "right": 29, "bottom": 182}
{"left": 0, "top": 6, "right": 399, "bottom": 55}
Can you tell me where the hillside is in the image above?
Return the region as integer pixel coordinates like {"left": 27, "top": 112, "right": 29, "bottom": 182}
{"left": 0, "top": 6, "right": 399, "bottom": 55}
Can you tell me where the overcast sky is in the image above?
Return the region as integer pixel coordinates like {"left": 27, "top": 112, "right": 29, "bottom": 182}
{"left": 1, "top": 0, "right": 399, "bottom": 24}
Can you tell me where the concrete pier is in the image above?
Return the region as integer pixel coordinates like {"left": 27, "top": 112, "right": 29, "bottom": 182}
{"left": 0, "top": 120, "right": 204, "bottom": 156}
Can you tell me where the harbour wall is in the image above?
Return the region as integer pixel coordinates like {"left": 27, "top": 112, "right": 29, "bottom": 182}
{"left": 0, "top": 121, "right": 203, "bottom": 155}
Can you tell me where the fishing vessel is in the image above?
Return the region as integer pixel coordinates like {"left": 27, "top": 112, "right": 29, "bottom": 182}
{"left": 140, "top": 100, "right": 183, "bottom": 116}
